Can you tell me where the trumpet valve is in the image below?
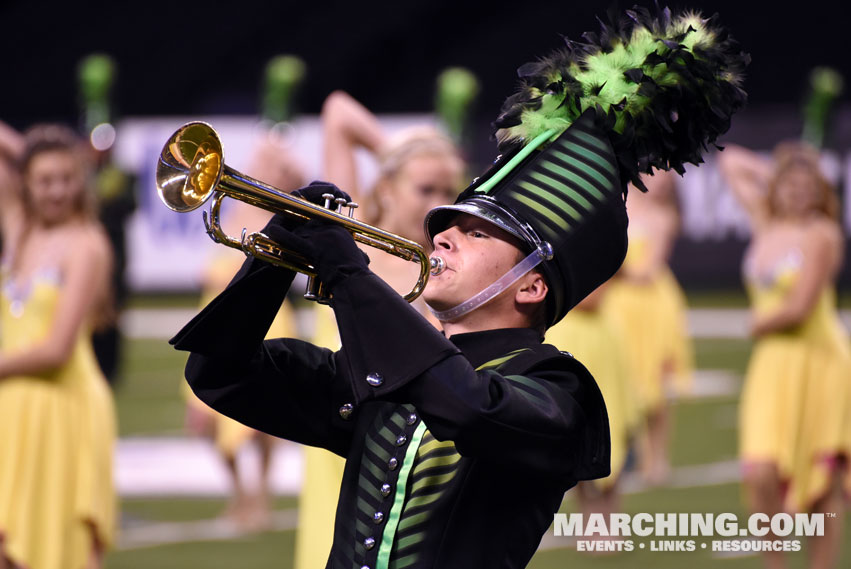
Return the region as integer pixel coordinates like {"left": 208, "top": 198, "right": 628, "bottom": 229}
{"left": 347, "top": 202, "right": 359, "bottom": 218}
{"left": 304, "top": 275, "right": 332, "bottom": 304}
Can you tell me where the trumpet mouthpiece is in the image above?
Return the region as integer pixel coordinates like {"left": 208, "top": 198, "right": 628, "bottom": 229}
{"left": 430, "top": 256, "right": 446, "bottom": 275}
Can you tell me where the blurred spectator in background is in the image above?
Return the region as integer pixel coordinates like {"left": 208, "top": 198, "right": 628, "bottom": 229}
{"left": 720, "top": 142, "right": 851, "bottom": 569}
{"left": 89, "top": 139, "right": 136, "bottom": 385}
{"left": 182, "top": 132, "right": 307, "bottom": 530}
{"left": 77, "top": 53, "right": 138, "bottom": 385}
{"left": 0, "top": 122, "right": 24, "bottom": 258}
{"left": 601, "top": 170, "right": 694, "bottom": 486}
{"left": 0, "top": 125, "right": 116, "bottom": 569}
{"left": 292, "top": 90, "right": 464, "bottom": 569}
{"left": 322, "top": 90, "right": 463, "bottom": 313}
{"left": 545, "top": 282, "right": 638, "bottom": 539}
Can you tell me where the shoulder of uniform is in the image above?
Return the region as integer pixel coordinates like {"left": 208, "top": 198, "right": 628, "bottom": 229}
{"left": 516, "top": 343, "right": 594, "bottom": 378}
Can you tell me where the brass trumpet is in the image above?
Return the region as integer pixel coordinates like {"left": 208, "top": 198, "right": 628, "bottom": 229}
{"left": 156, "top": 121, "right": 433, "bottom": 303}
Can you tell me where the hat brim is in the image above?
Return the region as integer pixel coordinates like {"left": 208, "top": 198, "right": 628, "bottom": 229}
{"left": 424, "top": 197, "right": 540, "bottom": 250}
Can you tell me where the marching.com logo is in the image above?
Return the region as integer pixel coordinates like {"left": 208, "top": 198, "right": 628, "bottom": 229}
{"left": 553, "top": 512, "right": 832, "bottom": 553}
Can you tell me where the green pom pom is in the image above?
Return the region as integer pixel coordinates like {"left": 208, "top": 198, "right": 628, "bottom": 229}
{"left": 78, "top": 53, "right": 115, "bottom": 101}
{"left": 78, "top": 53, "right": 116, "bottom": 132}
{"left": 435, "top": 67, "right": 480, "bottom": 142}
{"left": 262, "top": 55, "right": 307, "bottom": 123}
{"left": 802, "top": 66, "right": 845, "bottom": 148}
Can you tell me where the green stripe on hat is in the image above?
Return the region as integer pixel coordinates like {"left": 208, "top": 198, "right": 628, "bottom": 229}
{"left": 512, "top": 192, "right": 572, "bottom": 232}
{"left": 523, "top": 172, "right": 591, "bottom": 217}
{"left": 531, "top": 167, "right": 596, "bottom": 213}
{"left": 514, "top": 198, "right": 568, "bottom": 242}
{"left": 515, "top": 180, "right": 582, "bottom": 222}
{"left": 553, "top": 141, "right": 618, "bottom": 183}
{"left": 532, "top": 159, "right": 604, "bottom": 207}
{"left": 547, "top": 149, "right": 616, "bottom": 197}
{"left": 555, "top": 130, "right": 620, "bottom": 180}
{"left": 564, "top": 126, "right": 612, "bottom": 154}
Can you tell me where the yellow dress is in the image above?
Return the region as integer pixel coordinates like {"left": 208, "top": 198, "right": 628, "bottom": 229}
{"left": 0, "top": 268, "right": 116, "bottom": 569}
{"left": 739, "top": 249, "right": 851, "bottom": 511}
{"left": 546, "top": 308, "right": 639, "bottom": 489}
{"left": 294, "top": 303, "right": 346, "bottom": 569}
{"left": 602, "top": 230, "right": 693, "bottom": 413}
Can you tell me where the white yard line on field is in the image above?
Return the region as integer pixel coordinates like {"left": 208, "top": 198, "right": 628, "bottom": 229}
{"left": 120, "top": 307, "right": 851, "bottom": 340}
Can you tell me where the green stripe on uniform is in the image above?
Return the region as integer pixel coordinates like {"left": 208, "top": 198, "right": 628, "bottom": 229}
{"left": 475, "top": 349, "right": 528, "bottom": 370}
{"left": 377, "top": 421, "right": 428, "bottom": 569}
{"left": 389, "top": 551, "right": 420, "bottom": 569}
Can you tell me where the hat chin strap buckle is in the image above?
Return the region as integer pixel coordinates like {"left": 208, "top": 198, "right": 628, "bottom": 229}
{"left": 428, "top": 241, "right": 552, "bottom": 322}
{"left": 537, "top": 241, "right": 554, "bottom": 261}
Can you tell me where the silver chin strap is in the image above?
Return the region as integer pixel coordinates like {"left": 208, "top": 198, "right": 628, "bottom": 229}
{"left": 428, "top": 242, "right": 553, "bottom": 322}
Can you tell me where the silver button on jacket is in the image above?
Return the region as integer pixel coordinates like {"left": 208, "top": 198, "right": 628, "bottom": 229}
{"left": 366, "top": 372, "right": 384, "bottom": 387}
{"left": 338, "top": 403, "right": 354, "bottom": 420}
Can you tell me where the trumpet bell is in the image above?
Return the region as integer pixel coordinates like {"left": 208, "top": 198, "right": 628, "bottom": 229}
{"left": 157, "top": 122, "right": 224, "bottom": 212}
{"left": 155, "top": 121, "right": 433, "bottom": 303}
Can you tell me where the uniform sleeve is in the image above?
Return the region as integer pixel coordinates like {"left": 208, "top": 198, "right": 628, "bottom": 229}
{"left": 394, "top": 356, "right": 610, "bottom": 480}
{"left": 327, "top": 271, "right": 610, "bottom": 479}
{"left": 170, "top": 255, "right": 355, "bottom": 457}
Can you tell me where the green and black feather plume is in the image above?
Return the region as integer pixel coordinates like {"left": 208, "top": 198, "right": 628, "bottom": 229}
{"left": 493, "top": 3, "right": 749, "bottom": 191}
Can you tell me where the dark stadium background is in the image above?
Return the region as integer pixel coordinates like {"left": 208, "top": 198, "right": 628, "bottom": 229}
{"left": 2, "top": 0, "right": 850, "bottom": 288}
{"left": 1, "top": 1, "right": 848, "bottom": 129}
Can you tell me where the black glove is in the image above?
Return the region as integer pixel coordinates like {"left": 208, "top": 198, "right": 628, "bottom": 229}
{"left": 300, "top": 222, "right": 370, "bottom": 289}
{"left": 261, "top": 217, "right": 370, "bottom": 292}
{"left": 267, "top": 180, "right": 351, "bottom": 230}
{"left": 292, "top": 180, "right": 351, "bottom": 209}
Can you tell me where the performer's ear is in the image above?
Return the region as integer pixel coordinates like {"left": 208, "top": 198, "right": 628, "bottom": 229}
{"left": 515, "top": 271, "right": 548, "bottom": 306}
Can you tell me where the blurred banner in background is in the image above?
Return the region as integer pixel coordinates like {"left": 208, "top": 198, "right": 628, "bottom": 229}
{"left": 115, "top": 114, "right": 433, "bottom": 291}
{"left": 114, "top": 109, "right": 851, "bottom": 293}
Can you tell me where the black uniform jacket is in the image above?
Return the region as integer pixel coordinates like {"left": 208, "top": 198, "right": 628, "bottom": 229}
{"left": 171, "top": 256, "right": 610, "bottom": 569}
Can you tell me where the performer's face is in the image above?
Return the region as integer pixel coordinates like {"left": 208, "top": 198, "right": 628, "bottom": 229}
{"left": 25, "top": 149, "right": 87, "bottom": 226}
{"left": 771, "top": 163, "right": 825, "bottom": 220}
{"left": 377, "top": 153, "right": 463, "bottom": 242}
{"left": 424, "top": 213, "right": 526, "bottom": 312}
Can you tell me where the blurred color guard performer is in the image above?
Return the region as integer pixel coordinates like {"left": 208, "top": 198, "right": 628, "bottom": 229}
{"left": 601, "top": 169, "right": 694, "bottom": 485}
{"left": 0, "top": 126, "right": 116, "bottom": 569}
{"left": 721, "top": 139, "right": 851, "bottom": 569}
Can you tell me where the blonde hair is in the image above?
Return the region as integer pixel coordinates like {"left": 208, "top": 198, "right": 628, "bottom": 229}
{"left": 364, "top": 126, "right": 462, "bottom": 224}
{"left": 766, "top": 141, "right": 838, "bottom": 221}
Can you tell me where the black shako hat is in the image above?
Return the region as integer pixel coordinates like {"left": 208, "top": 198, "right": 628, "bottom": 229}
{"left": 425, "top": 110, "right": 627, "bottom": 327}
{"left": 424, "top": 4, "right": 748, "bottom": 327}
